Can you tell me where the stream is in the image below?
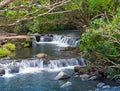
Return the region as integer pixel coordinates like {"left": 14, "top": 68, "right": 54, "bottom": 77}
{"left": 0, "top": 31, "right": 120, "bottom": 91}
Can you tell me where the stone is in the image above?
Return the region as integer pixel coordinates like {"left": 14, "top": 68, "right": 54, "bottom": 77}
{"left": 74, "top": 75, "right": 79, "bottom": 78}
{"left": 80, "top": 74, "right": 90, "bottom": 81}
{"left": 59, "top": 47, "right": 76, "bottom": 51}
{"left": 102, "top": 85, "right": 110, "bottom": 89}
{"left": 9, "top": 66, "right": 19, "bottom": 73}
{"left": 97, "top": 82, "right": 105, "bottom": 88}
{"left": 54, "top": 71, "right": 70, "bottom": 80}
{"left": 36, "top": 53, "right": 48, "bottom": 58}
{"left": 60, "top": 81, "right": 72, "bottom": 88}
{"left": 74, "top": 66, "right": 88, "bottom": 74}
{"left": 88, "top": 76, "right": 97, "bottom": 80}
{"left": 0, "top": 68, "right": 5, "bottom": 76}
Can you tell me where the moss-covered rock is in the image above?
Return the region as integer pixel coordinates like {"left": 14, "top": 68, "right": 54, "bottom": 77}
{"left": 0, "top": 48, "right": 10, "bottom": 57}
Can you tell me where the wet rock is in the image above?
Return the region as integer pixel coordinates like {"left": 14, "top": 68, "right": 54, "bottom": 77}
{"left": 88, "top": 76, "right": 97, "bottom": 80}
{"left": 59, "top": 47, "right": 76, "bottom": 51}
{"left": 102, "top": 85, "right": 110, "bottom": 89}
{"left": 31, "top": 33, "right": 41, "bottom": 42}
{"left": 0, "top": 68, "right": 5, "bottom": 76}
{"left": 54, "top": 71, "right": 70, "bottom": 80}
{"left": 74, "top": 66, "right": 88, "bottom": 74}
{"left": 97, "top": 82, "right": 105, "bottom": 88}
{"left": 80, "top": 74, "right": 90, "bottom": 81}
{"left": 9, "top": 66, "right": 19, "bottom": 73}
{"left": 74, "top": 75, "right": 79, "bottom": 78}
{"left": 42, "top": 35, "right": 53, "bottom": 42}
{"left": 95, "top": 88, "right": 99, "bottom": 91}
{"left": 36, "top": 53, "right": 48, "bottom": 58}
{"left": 60, "top": 81, "right": 72, "bottom": 88}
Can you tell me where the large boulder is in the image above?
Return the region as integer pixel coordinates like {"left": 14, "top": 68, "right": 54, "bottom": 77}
{"left": 0, "top": 68, "right": 5, "bottom": 76}
{"left": 36, "top": 53, "right": 48, "bottom": 58}
{"left": 54, "top": 71, "right": 70, "bottom": 80}
{"left": 60, "top": 81, "right": 72, "bottom": 88}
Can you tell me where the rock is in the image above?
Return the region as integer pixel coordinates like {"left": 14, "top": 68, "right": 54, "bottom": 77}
{"left": 59, "top": 47, "right": 76, "bottom": 51}
{"left": 102, "top": 85, "right": 110, "bottom": 89}
{"left": 74, "top": 66, "right": 88, "bottom": 74}
{"left": 88, "top": 76, "right": 97, "bottom": 80}
{"left": 80, "top": 74, "right": 90, "bottom": 81}
{"left": 9, "top": 66, "right": 19, "bottom": 73}
{"left": 31, "top": 33, "right": 41, "bottom": 42}
{"left": 0, "top": 68, "right": 5, "bottom": 76}
{"left": 74, "top": 75, "right": 79, "bottom": 78}
{"left": 60, "top": 81, "right": 72, "bottom": 88}
{"left": 95, "top": 88, "right": 99, "bottom": 91}
{"left": 41, "top": 35, "right": 53, "bottom": 42}
{"left": 36, "top": 53, "right": 48, "bottom": 58}
{"left": 97, "top": 82, "right": 105, "bottom": 88}
{"left": 54, "top": 71, "right": 70, "bottom": 80}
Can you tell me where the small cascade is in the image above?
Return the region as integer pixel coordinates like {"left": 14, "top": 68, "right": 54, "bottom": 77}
{"left": 0, "top": 58, "right": 85, "bottom": 76}
{"left": 31, "top": 34, "right": 80, "bottom": 47}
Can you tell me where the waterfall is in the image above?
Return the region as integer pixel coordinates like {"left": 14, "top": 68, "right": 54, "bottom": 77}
{"left": 31, "top": 34, "right": 80, "bottom": 47}
{"left": 0, "top": 58, "right": 85, "bottom": 76}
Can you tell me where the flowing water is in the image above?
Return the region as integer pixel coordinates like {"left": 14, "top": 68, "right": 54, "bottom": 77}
{"left": 0, "top": 31, "right": 120, "bottom": 91}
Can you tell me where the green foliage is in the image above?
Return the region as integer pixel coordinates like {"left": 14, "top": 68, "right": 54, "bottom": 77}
{"left": 79, "top": 15, "right": 120, "bottom": 58}
{"left": 0, "top": 48, "right": 10, "bottom": 57}
{"left": 3, "top": 43, "right": 16, "bottom": 51}
{"left": 106, "top": 67, "right": 120, "bottom": 79}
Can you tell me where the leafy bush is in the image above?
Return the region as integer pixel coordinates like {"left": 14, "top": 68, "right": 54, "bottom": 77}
{"left": 3, "top": 43, "right": 16, "bottom": 51}
{"left": 79, "top": 16, "right": 120, "bottom": 59}
{"left": 0, "top": 48, "right": 10, "bottom": 57}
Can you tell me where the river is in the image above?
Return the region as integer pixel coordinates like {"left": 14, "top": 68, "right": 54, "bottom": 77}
{"left": 0, "top": 30, "right": 120, "bottom": 91}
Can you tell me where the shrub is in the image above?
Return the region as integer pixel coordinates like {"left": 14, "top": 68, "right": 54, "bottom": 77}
{"left": 0, "top": 48, "right": 10, "bottom": 57}
{"left": 79, "top": 16, "right": 120, "bottom": 59}
{"left": 3, "top": 43, "right": 16, "bottom": 51}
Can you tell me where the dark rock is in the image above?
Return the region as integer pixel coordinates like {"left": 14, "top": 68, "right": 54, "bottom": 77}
{"left": 40, "top": 35, "right": 53, "bottom": 42}
{"left": 59, "top": 47, "right": 76, "bottom": 51}
{"left": 54, "top": 71, "right": 70, "bottom": 80}
{"left": 74, "top": 66, "right": 88, "bottom": 74}
{"left": 9, "top": 66, "right": 19, "bottom": 73}
{"left": 0, "top": 68, "right": 5, "bottom": 76}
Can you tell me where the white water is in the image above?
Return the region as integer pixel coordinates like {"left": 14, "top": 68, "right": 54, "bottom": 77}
{"left": 1, "top": 58, "right": 85, "bottom": 77}
{"left": 32, "top": 34, "right": 80, "bottom": 47}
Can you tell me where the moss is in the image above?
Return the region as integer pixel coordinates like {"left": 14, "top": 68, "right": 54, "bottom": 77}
{"left": 3, "top": 43, "right": 16, "bottom": 51}
{"left": 0, "top": 48, "right": 10, "bottom": 57}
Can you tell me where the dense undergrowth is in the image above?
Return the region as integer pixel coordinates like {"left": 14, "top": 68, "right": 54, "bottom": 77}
{"left": 79, "top": 14, "right": 120, "bottom": 80}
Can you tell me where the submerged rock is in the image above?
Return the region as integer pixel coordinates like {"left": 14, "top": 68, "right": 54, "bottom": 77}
{"left": 54, "top": 71, "right": 70, "bottom": 80}
{"left": 97, "top": 82, "right": 105, "bottom": 88}
{"left": 102, "top": 85, "right": 110, "bottom": 89}
{"left": 88, "top": 76, "right": 97, "bottom": 80}
{"left": 60, "top": 81, "right": 72, "bottom": 88}
{"left": 0, "top": 68, "right": 5, "bottom": 76}
{"left": 36, "top": 53, "right": 48, "bottom": 58}
{"left": 80, "top": 74, "right": 90, "bottom": 81}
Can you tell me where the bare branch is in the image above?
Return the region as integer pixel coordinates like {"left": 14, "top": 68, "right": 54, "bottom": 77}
{"left": 0, "top": 0, "right": 15, "bottom": 8}
{"left": 0, "top": 0, "right": 71, "bottom": 27}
